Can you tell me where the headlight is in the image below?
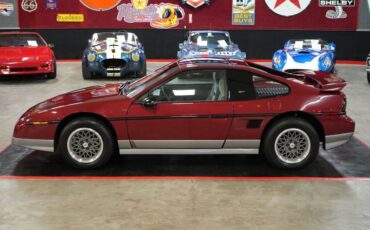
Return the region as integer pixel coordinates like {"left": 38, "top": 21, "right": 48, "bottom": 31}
{"left": 273, "top": 55, "right": 281, "bottom": 65}
{"left": 132, "top": 53, "right": 140, "bottom": 62}
{"left": 87, "top": 53, "right": 96, "bottom": 62}
{"left": 323, "top": 57, "right": 332, "bottom": 68}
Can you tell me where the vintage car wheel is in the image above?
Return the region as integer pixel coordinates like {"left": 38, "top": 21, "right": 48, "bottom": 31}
{"left": 137, "top": 62, "right": 147, "bottom": 78}
{"left": 82, "top": 63, "right": 93, "bottom": 79}
{"left": 57, "top": 118, "right": 115, "bottom": 169}
{"left": 367, "top": 72, "right": 370, "bottom": 84}
{"left": 262, "top": 118, "right": 319, "bottom": 169}
{"left": 46, "top": 62, "right": 57, "bottom": 79}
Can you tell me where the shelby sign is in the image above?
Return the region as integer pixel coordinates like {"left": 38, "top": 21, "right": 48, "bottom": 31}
{"left": 319, "top": 0, "right": 355, "bottom": 7}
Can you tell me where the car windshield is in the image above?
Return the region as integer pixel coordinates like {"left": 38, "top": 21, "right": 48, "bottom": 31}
{"left": 125, "top": 63, "right": 179, "bottom": 98}
{"left": 285, "top": 39, "right": 329, "bottom": 51}
{"left": 91, "top": 32, "right": 138, "bottom": 46}
{"left": 189, "top": 32, "right": 231, "bottom": 47}
{"left": 0, "top": 34, "right": 46, "bottom": 47}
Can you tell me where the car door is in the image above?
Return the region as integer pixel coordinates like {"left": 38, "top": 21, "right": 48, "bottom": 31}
{"left": 224, "top": 69, "right": 290, "bottom": 149}
{"left": 126, "top": 68, "right": 233, "bottom": 149}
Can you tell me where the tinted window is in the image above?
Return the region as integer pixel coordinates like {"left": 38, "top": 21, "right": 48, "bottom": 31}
{"left": 227, "top": 70, "right": 289, "bottom": 101}
{"left": 148, "top": 69, "right": 227, "bottom": 102}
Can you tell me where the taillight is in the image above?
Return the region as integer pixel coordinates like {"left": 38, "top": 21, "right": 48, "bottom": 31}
{"left": 0, "top": 65, "right": 8, "bottom": 69}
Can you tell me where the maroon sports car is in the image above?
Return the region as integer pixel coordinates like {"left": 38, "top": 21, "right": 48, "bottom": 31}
{"left": 0, "top": 32, "right": 56, "bottom": 79}
{"left": 12, "top": 59, "right": 355, "bottom": 169}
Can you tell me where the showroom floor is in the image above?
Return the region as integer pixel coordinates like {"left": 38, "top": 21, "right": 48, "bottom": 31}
{"left": 0, "top": 62, "right": 369, "bottom": 229}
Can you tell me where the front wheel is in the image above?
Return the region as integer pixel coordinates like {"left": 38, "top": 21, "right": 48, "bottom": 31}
{"left": 262, "top": 118, "right": 319, "bottom": 169}
{"left": 46, "top": 61, "right": 57, "bottom": 79}
{"left": 367, "top": 72, "right": 370, "bottom": 84}
{"left": 82, "top": 63, "right": 93, "bottom": 79}
{"left": 137, "top": 62, "right": 147, "bottom": 78}
{"left": 57, "top": 118, "right": 116, "bottom": 169}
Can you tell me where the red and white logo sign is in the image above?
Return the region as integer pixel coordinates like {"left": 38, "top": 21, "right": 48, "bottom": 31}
{"left": 265, "top": 0, "right": 311, "bottom": 17}
{"left": 181, "top": 0, "right": 210, "bottom": 9}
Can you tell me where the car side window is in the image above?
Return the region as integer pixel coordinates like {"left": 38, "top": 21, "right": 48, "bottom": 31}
{"left": 227, "top": 70, "right": 289, "bottom": 101}
{"left": 252, "top": 75, "right": 289, "bottom": 99}
{"left": 147, "top": 69, "right": 228, "bottom": 102}
{"left": 227, "top": 70, "right": 255, "bottom": 101}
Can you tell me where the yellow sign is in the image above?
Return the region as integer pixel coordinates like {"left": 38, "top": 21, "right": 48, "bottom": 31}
{"left": 57, "top": 14, "right": 84, "bottom": 22}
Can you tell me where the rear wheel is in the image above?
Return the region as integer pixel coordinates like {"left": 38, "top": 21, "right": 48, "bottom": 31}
{"left": 82, "top": 63, "right": 93, "bottom": 79}
{"left": 262, "top": 118, "right": 319, "bottom": 169}
{"left": 57, "top": 118, "right": 115, "bottom": 169}
{"left": 46, "top": 61, "right": 57, "bottom": 79}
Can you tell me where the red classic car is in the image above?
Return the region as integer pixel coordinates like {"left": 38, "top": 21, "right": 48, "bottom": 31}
{"left": 12, "top": 59, "right": 355, "bottom": 169}
{"left": 0, "top": 32, "right": 56, "bottom": 79}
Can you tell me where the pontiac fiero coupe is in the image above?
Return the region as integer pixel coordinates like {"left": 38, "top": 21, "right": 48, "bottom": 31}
{"left": 13, "top": 59, "right": 354, "bottom": 169}
{"left": 0, "top": 32, "right": 56, "bottom": 79}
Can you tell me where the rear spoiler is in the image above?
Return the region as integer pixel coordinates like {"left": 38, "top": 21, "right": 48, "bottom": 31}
{"left": 291, "top": 70, "right": 347, "bottom": 92}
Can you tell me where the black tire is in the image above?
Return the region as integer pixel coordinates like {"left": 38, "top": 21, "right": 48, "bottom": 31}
{"left": 367, "top": 72, "right": 370, "bottom": 84}
{"left": 82, "top": 63, "right": 93, "bottom": 79}
{"left": 46, "top": 61, "right": 57, "bottom": 79}
{"left": 57, "top": 118, "right": 115, "bottom": 169}
{"left": 262, "top": 117, "right": 319, "bottom": 169}
{"left": 137, "top": 62, "right": 147, "bottom": 78}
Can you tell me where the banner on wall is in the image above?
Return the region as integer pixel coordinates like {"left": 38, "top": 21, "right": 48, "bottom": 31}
{"left": 16, "top": 0, "right": 359, "bottom": 31}
{"left": 232, "top": 0, "right": 255, "bottom": 25}
{"left": 0, "top": 0, "right": 19, "bottom": 29}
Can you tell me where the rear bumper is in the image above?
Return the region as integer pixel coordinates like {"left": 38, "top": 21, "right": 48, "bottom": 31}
{"left": 325, "top": 132, "right": 353, "bottom": 150}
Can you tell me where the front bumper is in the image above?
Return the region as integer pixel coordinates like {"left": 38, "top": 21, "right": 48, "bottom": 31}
{"left": 12, "top": 137, "right": 54, "bottom": 152}
{"left": 86, "top": 59, "right": 144, "bottom": 77}
{"left": 0, "top": 65, "right": 54, "bottom": 76}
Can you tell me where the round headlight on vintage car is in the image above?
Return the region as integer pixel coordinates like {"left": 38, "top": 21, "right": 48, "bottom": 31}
{"left": 87, "top": 53, "right": 96, "bottom": 62}
{"left": 323, "top": 56, "right": 332, "bottom": 68}
{"left": 132, "top": 53, "right": 140, "bottom": 62}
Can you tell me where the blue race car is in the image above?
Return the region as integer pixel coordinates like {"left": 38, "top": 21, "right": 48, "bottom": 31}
{"left": 177, "top": 30, "right": 246, "bottom": 60}
{"left": 272, "top": 39, "right": 336, "bottom": 73}
{"left": 82, "top": 31, "right": 146, "bottom": 79}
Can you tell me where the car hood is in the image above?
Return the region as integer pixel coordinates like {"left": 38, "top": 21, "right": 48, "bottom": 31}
{"left": 0, "top": 46, "right": 52, "bottom": 63}
{"left": 287, "top": 50, "right": 322, "bottom": 63}
{"left": 33, "top": 83, "right": 123, "bottom": 112}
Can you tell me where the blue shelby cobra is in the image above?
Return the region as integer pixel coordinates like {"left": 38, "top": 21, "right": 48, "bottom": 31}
{"left": 272, "top": 39, "right": 336, "bottom": 73}
{"left": 177, "top": 30, "right": 246, "bottom": 60}
{"left": 82, "top": 32, "right": 146, "bottom": 79}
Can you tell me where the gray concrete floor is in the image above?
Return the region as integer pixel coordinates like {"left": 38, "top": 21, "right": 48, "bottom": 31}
{"left": 0, "top": 62, "right": 369, "bottom": 229}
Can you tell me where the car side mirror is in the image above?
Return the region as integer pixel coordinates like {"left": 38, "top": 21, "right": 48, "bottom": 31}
{"left": 328, "top": 42, "right": 336, "bottom": 52}
{"left": 48, "top": 43, "right": 54, "bottom": 48}
{"left": 88, "top": 39, "right": 92, "bottom": 44}
{"left": 179, "top": 43, "right": 184, "bottom": 49}
{"left": 142, "top": 96, "right": 157, "bottom": 108}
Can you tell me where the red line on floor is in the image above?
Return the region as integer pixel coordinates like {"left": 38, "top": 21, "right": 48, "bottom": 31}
{"left": 353, "top": 136, "right": 370, "bottom": 149}
{"left": 56, "top": 59, "right": 366, "bottom": 65}
{"left": 0, "top": 144, "right": 10, "bottom": 154}
{"left": 1, "top": 176, "right": 370, "bottom": 181}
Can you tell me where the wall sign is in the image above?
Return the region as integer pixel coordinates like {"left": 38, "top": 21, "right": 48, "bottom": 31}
{"left": 21, "top": 0, "right": 38, "bottom": 12}
{"left": 0, "top": 2, "right": 14, "bottom": 16}
{"left": 57, "top": 14, "right": 84, "bottom": 22}
{"left": 45, "top": 0, "right": 57, "bottom": 10}
{"left": 264, "top": 0, "right": 311, "bottom": 17}
{"left": 117, "top": 1, "right": 185, "bottom": 29}
{"left": 319, "top": 0, "right": 355, "bottom": 19}
{"left": 232, "top": 0, "right": 255, "bottom": 25}
{"left": 181, "top": 0, "right": 210, "bottom": 8}
{"left": 80, "top": 0, "right": 121, "bottom": 11}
